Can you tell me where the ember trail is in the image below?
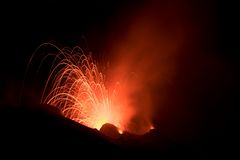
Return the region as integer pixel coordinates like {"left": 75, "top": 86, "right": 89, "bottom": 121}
{"left": 25, "top": 43, "right": 128, "bottom": 133}
{"left": 36, "top": 44, "right": 122, "bottom": 132}
{"left": 25, "top": 43, "right": 153, "bottom": 135}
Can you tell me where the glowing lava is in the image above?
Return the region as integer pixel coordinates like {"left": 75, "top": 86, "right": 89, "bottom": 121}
{"left": 39, "top": 44, "right": 132, "bottom": 133}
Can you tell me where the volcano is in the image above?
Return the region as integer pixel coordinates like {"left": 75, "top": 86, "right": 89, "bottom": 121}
{"left": 1, "top": 0, "right": 238, "bottom": 159}
{"left": 0, "top": 103, "right": 204, "bottom": 159}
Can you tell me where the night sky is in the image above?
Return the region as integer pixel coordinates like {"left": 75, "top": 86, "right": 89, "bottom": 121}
{"left": 1, "top": 0, "right": 238, "bottom": 103}
{"left": 0, "top": 0, "right": 239, "bottom": 158}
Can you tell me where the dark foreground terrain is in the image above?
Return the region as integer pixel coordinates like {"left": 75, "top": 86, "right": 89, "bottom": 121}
{"left": 0, "top": 103, "right": 237, "bottom": 159}
{"left": 0, "top": 104, "right": 197, "bottom": 159}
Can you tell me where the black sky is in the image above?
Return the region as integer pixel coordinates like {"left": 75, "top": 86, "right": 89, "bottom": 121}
{"left": 1, "top": 0, "right": 238, "bottom": 103}
{"left": 0, "top": 0, "right": 136, "bottom": 105}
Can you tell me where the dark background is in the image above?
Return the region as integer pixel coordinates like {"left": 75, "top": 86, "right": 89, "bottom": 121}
{"left": 0, "top": 0, "right": 238, "bottom": 104}
{"left": 0, "top": 0, "right": 239, "bottom": 158}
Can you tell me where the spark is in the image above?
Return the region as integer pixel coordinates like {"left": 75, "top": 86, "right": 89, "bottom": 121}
{"left": 39, "top": 44, "right": 125, "bottom": 132}
{"left": 24, "top": 43, "right": 153, "bottom": 135}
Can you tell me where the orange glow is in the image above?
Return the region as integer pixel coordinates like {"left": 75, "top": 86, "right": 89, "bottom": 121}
{"left": 118, "top": 129, "right": 123, "bottom": 134}
{"left": 94, "top": 113, "right": 108, "bottom": 130}
{"left": 40, "top": 44, "right": 137, "bottom": 133}
{"left": 150, "top": 125, "right": 154, "bottom": 130}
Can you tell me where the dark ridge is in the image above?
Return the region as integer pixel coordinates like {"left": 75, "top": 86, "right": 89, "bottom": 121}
{"left": 0, "top": 104, "right": 120, "bottom": 158}
{"left": 0, "top": 104, "right": 199, "bottom": 159}
{"left": 0, "top": 103, "right": 237, "bottom": 159}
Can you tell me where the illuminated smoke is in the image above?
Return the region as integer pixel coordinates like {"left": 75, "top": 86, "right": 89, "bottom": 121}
{"left": 104, "top": 0, "right": 215, "bottom": 136}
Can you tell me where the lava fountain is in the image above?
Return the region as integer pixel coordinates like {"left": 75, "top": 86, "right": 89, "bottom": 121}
{"left": 27, "top": 43, "right": 141, "bottom": 134}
